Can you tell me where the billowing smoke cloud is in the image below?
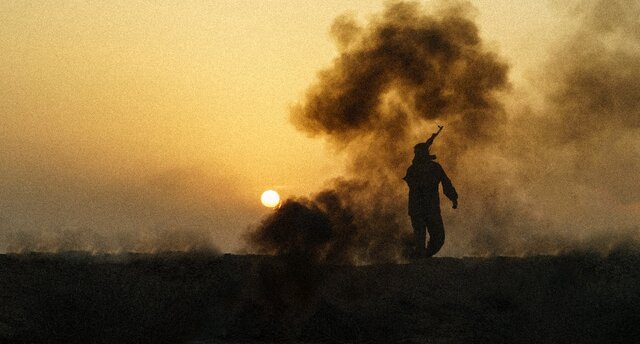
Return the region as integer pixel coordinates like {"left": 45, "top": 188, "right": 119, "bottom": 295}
{"left": 249, "top": 0, "right": 640, "bottom": 262}
{"left": 248, "top": 0, "right": 510, "bottom": 264}
{"left": 292, "top": 2, "right": 509, "bottom": 155}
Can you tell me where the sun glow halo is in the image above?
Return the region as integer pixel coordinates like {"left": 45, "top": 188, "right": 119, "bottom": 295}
{"left": 260, "top": 190, "right": 281, "bottom": 208}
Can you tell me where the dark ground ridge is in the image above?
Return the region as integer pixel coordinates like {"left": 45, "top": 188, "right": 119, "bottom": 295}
{"left": 0, "top": 251, "right": 639, "bottom": 343}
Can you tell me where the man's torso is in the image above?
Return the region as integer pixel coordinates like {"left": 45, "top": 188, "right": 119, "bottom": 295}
{"left": 405, "top": 160, "right": 443, "bottom": 216}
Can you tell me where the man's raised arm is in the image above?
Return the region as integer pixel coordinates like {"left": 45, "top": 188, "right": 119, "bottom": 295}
{"left": 425, "top": 125, "right": 444, "bottom": 147}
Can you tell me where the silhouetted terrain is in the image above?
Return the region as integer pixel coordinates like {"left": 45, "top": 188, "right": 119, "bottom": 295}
{"left": 1, "top": 252, "right": 639, "bottom": 343}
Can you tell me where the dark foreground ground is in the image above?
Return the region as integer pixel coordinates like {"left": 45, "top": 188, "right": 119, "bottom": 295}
{"left": 1, "top": 252, "right": 639, "bottom": 343}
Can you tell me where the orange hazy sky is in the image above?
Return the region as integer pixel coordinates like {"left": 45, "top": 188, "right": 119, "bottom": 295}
{"left": 0, "top": 1, "right": 570, "bottom": 252}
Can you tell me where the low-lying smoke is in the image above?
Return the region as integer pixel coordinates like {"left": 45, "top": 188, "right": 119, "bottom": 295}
{"left": 0, "top": 157, "right": 251, "bottom": 253}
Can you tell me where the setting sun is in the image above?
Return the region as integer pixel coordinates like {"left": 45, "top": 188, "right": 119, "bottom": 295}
{"left": 260, "top": 190, "right": 281, "bottom": 208}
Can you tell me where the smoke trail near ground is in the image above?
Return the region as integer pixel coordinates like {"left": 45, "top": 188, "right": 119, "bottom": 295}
{"left": 248, "top": 0, "right": 640, "bottom": 261}
{"left": 0, "top": 159, "right": 249, "bottom": 253}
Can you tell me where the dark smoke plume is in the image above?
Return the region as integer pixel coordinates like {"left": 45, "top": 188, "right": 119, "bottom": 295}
{"left": 291, "top": 1, "right": 509, "bottom": 156}
{"left": 249, "top": 0, "right": 640, "bottom": 262}
{"left": 248, "top": 1, "right": 509, "bottom": 264}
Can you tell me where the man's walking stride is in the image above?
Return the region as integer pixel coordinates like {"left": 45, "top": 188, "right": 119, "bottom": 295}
{"left": 403, "top": 126, "right": 458, "bottom": 258}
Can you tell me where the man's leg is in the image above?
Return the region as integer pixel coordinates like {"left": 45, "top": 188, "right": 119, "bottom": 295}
{"left": 410, "top": 216, "right": 427, "bottom": 258}
{"left": 425, "top": 212, "right": 445, "bottom": 257}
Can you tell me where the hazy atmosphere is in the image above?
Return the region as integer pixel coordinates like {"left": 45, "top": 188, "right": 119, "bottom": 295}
{"left": 1, "top": 0, "right": 638, "bottom": 256}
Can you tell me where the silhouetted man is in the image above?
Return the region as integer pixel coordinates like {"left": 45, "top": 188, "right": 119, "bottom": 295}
{"left": 403, "top": 126, "right": 457, "bottom": 258}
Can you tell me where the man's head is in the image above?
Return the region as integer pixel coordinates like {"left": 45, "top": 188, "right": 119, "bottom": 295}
{"left": 414, "top": 142, "right": 436, "bottom": 160}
